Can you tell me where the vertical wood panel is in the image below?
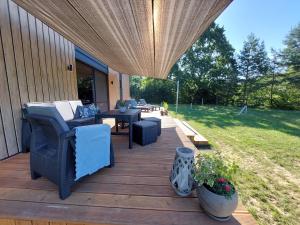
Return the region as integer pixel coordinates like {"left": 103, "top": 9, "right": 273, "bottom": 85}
{"left": 0, "top": 108, "right": 8, "bottom": 159}
{"left": 65, "top": 40, "right": 72, "bottom": 99}
{"left": 0, "top": 0, "right": 22, "bottom": 154}
{"left": 59, "top": 36, "right": 68, "bottom": 99}
{"left": 67, "top": 41, "right": 76, "bottom": 99}
{"left": 69, "top": 42, "right": 78, "bottom": 99}
{"left": 48, "top": 28, "right": 60, "bottom": 100}
{"left": 0, "top": 32, "right": 15, "bottom": 158}
{"left": 43, "top": 23, "right": 55, "bottom": 101}
{"left": 54, "top": 32, "right": 65, "bottom": 99}
{"left": 8, "top": 0, "right": 29, "bottom": 105}
{"left": 122, "top": 74, "right": 130, "bottom": 100}
{"left": 108, "top": 68, "right": 121, "bottom": 110}
{"left": 19, "top": 7, "right": 37, "bottom": 102}
{"left": 63, "top": 38, "right": 71, "bottom": 100}
{"left": 28, "top": 13, "right": 43, "bottom": 102}
{"left": 36, "top": 19, "right": 50, "bottom": 101}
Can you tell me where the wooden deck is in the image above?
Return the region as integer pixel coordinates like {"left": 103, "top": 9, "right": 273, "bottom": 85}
{"left": 0, "top": 112, "right": 257, "bottom": 225}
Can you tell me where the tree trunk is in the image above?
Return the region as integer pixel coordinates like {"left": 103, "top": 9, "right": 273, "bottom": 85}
{"left": 270, "top": 72, "right": 275, "bottom": 107}
{"left": 243, "top": 68, "right": 249, "bottom": 106}
{"left": 243, "top": 80, "right": 248, "bottom": 105}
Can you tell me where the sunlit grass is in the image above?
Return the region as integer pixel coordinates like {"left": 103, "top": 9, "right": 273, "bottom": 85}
{"left": 170, "top": 105, "right": 300, "bottom": 225}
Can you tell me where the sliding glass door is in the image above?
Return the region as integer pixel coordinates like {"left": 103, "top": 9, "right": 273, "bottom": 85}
{"left": 76, "top": 60, "right": 109, "bottom": 112}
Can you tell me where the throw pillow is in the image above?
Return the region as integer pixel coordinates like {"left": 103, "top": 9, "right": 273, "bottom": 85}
{"left": 75, "top": 104, "right": 100, "bottom": 118}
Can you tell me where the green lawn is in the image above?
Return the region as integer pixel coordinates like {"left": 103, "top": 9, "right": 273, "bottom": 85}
{"left": 169, "top": 105, "right": 300, "bottom": 225}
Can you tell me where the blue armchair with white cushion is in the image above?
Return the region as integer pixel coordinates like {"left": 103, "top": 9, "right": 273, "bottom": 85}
{"left": 22, "top": 100, "right": 101, "bottom": 152}
{"left": 26, "top": 104, "right": 114, "bottom": 199}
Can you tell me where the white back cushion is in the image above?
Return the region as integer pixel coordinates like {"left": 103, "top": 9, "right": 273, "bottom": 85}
{"left": 25, "top": 102, "right": 54, "bottom": 107}
{"left": 69, "top": 100, "right": 83, "bottom": 113}
{"left": 53, "top": 101, "right": 74, "bottom": 121}
{"left": 27, "top": 104, "right": 69, "bottom": 131}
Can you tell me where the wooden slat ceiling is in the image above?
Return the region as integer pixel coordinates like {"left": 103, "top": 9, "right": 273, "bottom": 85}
{"left": 13, "top": 0, "right": 232, "bottom": 78}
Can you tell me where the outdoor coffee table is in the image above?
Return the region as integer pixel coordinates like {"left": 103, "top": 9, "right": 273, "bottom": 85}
{"left": 96, "top": 109, "right": 141, "bottom": 149}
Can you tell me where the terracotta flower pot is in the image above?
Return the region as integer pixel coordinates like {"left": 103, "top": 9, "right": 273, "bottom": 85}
{"left": 196, "top": 184, "right": 238, "bottom": 221}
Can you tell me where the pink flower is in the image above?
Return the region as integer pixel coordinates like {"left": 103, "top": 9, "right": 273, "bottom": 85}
{"left": 224, "top": 184, "right": 231, "bottom": 192}
{"left": 217, "top": 178, "right": 226, "bottom": 183}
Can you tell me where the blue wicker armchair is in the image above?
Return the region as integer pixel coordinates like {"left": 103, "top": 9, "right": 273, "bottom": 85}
{"left": 26, "top": 105, "right": 114, "bottom": 199}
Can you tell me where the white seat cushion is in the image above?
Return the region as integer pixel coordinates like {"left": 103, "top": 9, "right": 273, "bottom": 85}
{"left": 69, "top": 100, "right": 83, "bottom": 113}
{"left": 53, "top": 101, "right": 74, "bottom": 121}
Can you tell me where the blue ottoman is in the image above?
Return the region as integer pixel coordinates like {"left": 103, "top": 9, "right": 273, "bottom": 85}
{"left": 142, "top": 117, "right": 161, "bottom": 136}
{"left": 133, "top": 121, "right": 158, "bottom": 146}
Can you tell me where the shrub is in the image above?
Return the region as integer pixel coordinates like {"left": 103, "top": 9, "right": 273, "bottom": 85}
{"left": 162, "top": 101, "right": 169, "bottom": 110}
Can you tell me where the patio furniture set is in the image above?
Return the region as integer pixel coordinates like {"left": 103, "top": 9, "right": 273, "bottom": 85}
{"left": 116, "top": 99, "right": 160, "bottom": 112}
{"left": 22, "top": 99, "right": 161, "bottom": 199}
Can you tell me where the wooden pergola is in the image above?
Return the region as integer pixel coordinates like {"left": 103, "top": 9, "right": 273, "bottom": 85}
{"left": 13, "top": 0, "right": 232, "bottom": 78}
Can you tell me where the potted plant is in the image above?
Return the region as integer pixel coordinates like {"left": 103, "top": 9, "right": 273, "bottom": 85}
{"left": 160, "top": 101, "right": 169, "bottom": 116}
{"left": 193, "top": 152, "right": 239, "bottom": 221}
{"left": 118, "top": 100, "right": 127, "bottom": 113}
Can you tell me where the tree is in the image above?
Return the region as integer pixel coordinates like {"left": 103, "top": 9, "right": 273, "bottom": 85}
{"left": 140, "top": 78, "right": 176, "bottom": 104}
{"left": 130, "top": 76, "right": 143, "bottom": 99}
{"left": 281, "top": 23, "right": 300, "bottom": 72}
{"left": 238, "top": 34, "right": 269, "bottom": 105}
{"left": 173, "top": 22, "right": 238, "bottom": 105}
{"left": 280, "top": 23, "right": 300, "bottom": 89}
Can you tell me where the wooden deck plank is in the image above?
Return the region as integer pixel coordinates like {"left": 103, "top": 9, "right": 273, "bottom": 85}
{"left": 0, "top": 112, "right": 256, "bottom": 225}
{"left": 0, "top": 200, "right": 257, "bottom": 225}
{"left": 0, "top": 176, "right": 187, "bottom": 197}
{"left": 0, "top": 187, "right": 201, "bottom": 212}
{"left": 0, "top": 173, "right": 171, "bottom": 186}
{"left": 0, "top": 187, "right": 247, "bottom": 213}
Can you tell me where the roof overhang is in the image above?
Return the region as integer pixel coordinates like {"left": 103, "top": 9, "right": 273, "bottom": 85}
{"left": 13, "top": 0, "right": 232, "bottom": 78}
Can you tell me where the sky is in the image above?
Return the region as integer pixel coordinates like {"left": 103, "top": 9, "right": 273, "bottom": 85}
{"left": 216, "top": 0, "right": 300, "bottom": 53}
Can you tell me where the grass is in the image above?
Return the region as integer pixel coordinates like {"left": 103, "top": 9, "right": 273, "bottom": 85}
{"left": 169, "top": 105, "right": 300, "bottom": 225}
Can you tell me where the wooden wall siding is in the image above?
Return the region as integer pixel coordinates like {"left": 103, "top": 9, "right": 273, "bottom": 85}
{"left": 121, "top": 74, "right": 130, "bottom": 100}
{"left": 0, "top": 0, "right": 78, "bottom": 160}
{"left": 28, "top": 13, "right": 43, "bottom": 102}
{"left": 108, "top": 68, "right": 121, "bottom": 110}
{"left": 19, "top": 7, "right": 37, "bottom": 102}
{"left": 107, "top": 70, "right": 131, "bottom": 110}
{"left": 0, "top": 109, "right": 7, "bottom": 159}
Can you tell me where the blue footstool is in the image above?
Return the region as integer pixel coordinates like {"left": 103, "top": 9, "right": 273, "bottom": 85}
{"left": 133, "top": 121, "right": 158, "bottom": 146}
